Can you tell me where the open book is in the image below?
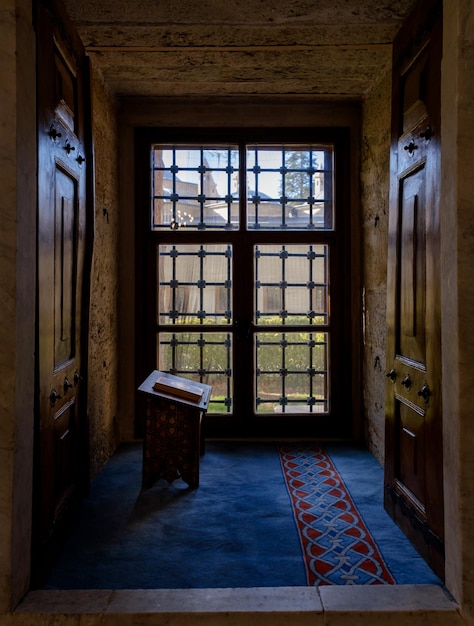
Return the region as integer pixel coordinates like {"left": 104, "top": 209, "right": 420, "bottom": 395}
{"left": 153, "top": 374, "right": 204, "bottom": 403}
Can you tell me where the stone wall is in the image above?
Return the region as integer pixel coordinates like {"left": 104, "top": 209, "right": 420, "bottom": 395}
{"left": 86, "top": 67, "right": 120, "bottom": 479}
{"left": 0, "top": 0, "right": 37, "bottom": 609}
{"left": 441, "top": 0, "right": 474, "bottom": 607}
{"left": 360, "top": 69, "right": 392, "bottom": 463}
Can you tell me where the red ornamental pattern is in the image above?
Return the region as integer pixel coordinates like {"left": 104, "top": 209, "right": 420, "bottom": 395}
{"left": 279, "top": 446, "right": 396, "bottom": 585}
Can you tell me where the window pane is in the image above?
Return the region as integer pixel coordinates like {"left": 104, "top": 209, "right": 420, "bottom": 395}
{"left": 254, "top": 244, "right": 329, "bottom": 325}
{"left": 158, "top": 331, "right": 233, "bottom": 413}
{"left": 255, "top": 331, "right": 329, "bottom": 413}
{"left": 247, "top": 145, "right": 334, "bottom": 230}
{"left": 151, "top": 146, "right": 239, "bottom": 231}
{"left": 158, "top": 244, "right": 232, "bottom": 325}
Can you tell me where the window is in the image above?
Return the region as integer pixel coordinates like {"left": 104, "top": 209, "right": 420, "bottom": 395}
{"left": 137, "top": 129, "right": 352, "bottom": 438}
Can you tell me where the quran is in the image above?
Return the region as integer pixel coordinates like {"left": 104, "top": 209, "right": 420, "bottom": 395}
{"left": 153, "top": 374, "right": 204, "bottom": 403}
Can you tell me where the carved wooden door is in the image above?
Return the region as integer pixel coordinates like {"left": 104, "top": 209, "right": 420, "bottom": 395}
{"left": 384, "top": 0, "right": 444, "bottom": 579}
{"left": 34, "top": 0, "right": 92, "bottom": 579}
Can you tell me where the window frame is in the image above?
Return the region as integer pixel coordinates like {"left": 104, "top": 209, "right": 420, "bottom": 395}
{"left": 134, "top": 127, "right": 354, "bottom": 439}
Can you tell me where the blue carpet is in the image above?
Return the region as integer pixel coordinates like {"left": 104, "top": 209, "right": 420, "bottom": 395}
{"left": 43, "top": 442, "right": 442, "bottom": 589}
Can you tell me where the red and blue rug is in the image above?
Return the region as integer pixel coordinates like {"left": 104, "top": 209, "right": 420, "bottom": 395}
{"left": 280, "top": 445, "right": 395, "bottom": 585}
{"left": 43, "top": 442, "right": 441, "bottom": 589}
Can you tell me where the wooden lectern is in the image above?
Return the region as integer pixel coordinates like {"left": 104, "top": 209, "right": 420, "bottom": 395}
{"left": 138, "top": 370, "right": 212, "bottom": 489}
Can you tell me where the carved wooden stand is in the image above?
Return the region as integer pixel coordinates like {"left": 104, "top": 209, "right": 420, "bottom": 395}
{"left": 138, "top": 370, "right": 211, "bottom": 489}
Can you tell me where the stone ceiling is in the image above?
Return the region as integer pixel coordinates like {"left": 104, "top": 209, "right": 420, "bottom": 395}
{"left": 62, "top": 0, "right": 419, "bottom": 98}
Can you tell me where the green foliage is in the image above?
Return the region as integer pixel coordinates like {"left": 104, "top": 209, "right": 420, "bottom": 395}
{"left": 280, "top": 150, "right": 318, "bottom": 200}
{"left": 159, "top": 314, "right": 327, "bottom": 405}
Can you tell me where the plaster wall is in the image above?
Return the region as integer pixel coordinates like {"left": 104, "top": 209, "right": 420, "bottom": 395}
{"left": 360, "top": 69, "right": 392, "bottom": 463}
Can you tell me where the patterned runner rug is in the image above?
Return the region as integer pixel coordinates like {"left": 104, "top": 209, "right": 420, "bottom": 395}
{"left": 279, "top": 445, "right": 396, "bottom": 585}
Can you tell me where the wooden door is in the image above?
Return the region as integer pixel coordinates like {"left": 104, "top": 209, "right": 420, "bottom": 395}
{"left": 384, "top": 0, "right": 444, "bottom": 579}
{"left": 34, "top": 0, "right": 92, "bottom": 579}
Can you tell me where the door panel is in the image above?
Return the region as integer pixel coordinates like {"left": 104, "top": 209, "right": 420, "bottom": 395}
{"left": 54, "top": 167, "right": 77, "bottom": 366}
{"left": 399, "top": 164, "right": 426, "bottom": 360}
{"left": 34, "top": 0, "right": 91, "bottom": 581}
{"left": 397, "top": 398, "right": 426, "bottom": 506}
{"left": 384, "top": 0, "right": 444, "bottom": 579}
{"left": 52, "top": 400, "right": 78, "bottom": 517}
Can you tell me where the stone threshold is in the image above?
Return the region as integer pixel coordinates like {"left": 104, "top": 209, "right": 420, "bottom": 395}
{"left": 11, "top": 584, "right": 465, "bottom": 625}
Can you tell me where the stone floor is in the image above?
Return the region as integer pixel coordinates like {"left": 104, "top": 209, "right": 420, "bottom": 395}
{"left": 12, "top": 585, "right": 464, "bottom": 625}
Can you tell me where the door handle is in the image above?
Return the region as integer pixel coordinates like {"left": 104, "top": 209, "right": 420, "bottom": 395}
{"left": 64, "top": 141, "right": 76, "bottom": 155}
{"left": 49, "top": 389, "right": 62, "bottom": 405}
{"left": 48, "top": 124, "right": 62, "bottom": 141}
{"left": 401, "top": 375, "right": 412, "bottom": 389}
{"left": 386, "top": 369, "right": 396, "bottom": 382}
{"left": 418, "top": 384, "right": 431, "bottom": 404}
{"left": 403, "top": 140, "right": 418, "bottom": 156}
{"left": 419, "top": 125, "right": 433, "bottom": 141}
